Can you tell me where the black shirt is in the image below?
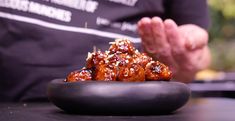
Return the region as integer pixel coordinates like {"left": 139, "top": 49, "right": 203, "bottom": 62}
{"left": 0, "top": 0, "right": 210, "bottom": 101}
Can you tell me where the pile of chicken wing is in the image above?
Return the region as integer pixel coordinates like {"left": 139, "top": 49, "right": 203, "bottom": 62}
{"left": 66, "top": 39, "right": 172, "bottom": 82}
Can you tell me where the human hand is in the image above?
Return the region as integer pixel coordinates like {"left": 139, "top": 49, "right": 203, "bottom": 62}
{"left": 137, "top": 17, "right": 211, "bottom": 83}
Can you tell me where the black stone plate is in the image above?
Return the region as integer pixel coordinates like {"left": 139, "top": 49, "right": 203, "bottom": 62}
{"left": 47, "top": 79, "right": 190, "bottom": 115}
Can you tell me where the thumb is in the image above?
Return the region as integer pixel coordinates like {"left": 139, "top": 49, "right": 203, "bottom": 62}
{"left": 179, "top": 24, "right": 208, "bottom": 50}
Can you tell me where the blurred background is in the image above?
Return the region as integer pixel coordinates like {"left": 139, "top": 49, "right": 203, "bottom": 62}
{"left": 208, "top": 0, "right": 235, "bottom": 71}
{"left": 195, "top": 0, "right": 235, "bottom": 80}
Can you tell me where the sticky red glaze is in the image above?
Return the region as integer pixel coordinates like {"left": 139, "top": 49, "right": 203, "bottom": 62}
{"left": 66, "top": 39, "right": 172, "bottom": 82}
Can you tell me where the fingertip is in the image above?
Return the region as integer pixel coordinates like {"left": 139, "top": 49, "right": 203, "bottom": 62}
{"left": 138, "top": 17, "right": 151, "bottom": 28}
{"left": 138, "top": 17, "right": 152, "bottom": 29}
{"left": 151, "top": 17, "right": 164, "bottom": 28}
{"left": 164, "top": 19, "right": 178, "bottom": 30}
{"left": 140, "top": 17, "right": 151, "bottom": 24}
{"left": 138, "top": 17, "right": 152, "bottom": 35}
{"left": 152, "top": 17, "right": 163, "bottom": 24}
{"left": 151, "top": 17, "right": 165, "bottom": 33}
{"left": 164, "top": 19, "right": 178, "bottom": 38}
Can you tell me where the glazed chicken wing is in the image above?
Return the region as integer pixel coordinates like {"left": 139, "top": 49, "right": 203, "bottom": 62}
{"left": 145, "top": 61, "right": 172, "bottom": 81}
{"left": 118, "top": 63, "right": 145, "bottom": 82}
{"left": 65, "top": 38, "right": 172, "bottom": 82}
{"left": 66, "top": 68, "right": 92, "bottom": 82}
{"left": 93, "top": 63, "right": 117, "bottom": 81}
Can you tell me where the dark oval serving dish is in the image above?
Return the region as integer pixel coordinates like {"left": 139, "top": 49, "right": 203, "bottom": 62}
{"left": 47, "top": 79, "right": 191, "bottom": 115}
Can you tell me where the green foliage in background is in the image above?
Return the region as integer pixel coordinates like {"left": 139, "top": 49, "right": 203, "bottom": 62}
{"left": 208, "top": 0, "right": 235, "bottom": 71}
